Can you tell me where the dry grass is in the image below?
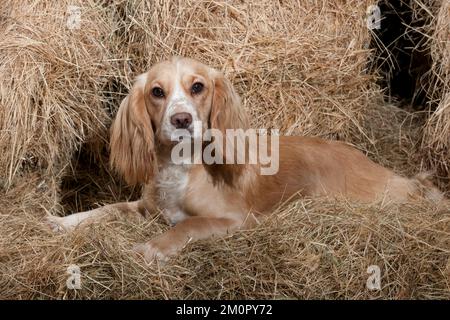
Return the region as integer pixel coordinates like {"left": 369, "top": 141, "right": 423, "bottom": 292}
{"left": 0, "top": 0, "right": 449, "bottom": 299}
{"left": 1, "top": 175, "right": 449, "bottom": 299}
{"left": 421, "top": 0, "right": 450, "bottom": 188}
{"left": 0, "top": 0, "right": 115, "bottom": 188}
{"left": 110, "top": 0, "right": 380, "bottom": 140}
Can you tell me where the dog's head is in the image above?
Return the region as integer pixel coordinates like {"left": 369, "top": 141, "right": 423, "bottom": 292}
{"left": 110, "top": 56, "right": 249, "bottom": 185}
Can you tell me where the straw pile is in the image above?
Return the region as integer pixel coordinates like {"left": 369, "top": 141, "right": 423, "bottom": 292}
{"left": 1, "top": 174, "right": 449, "bottom": 299}
{"left": 0, "top": 0, "right": 116, "bottom": 190}
{"left": 0, "top": 0, "right": 448, "bottom": 299}
{"left": 110, "top": 0, "right": 381, "bottom": 139}
{"left": 421, "top": 0, "right": 450, "bottom": 188}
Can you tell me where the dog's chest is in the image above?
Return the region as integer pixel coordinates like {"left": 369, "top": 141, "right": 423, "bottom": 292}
{"left": 155, "top": 164, "right": 189, "bottom": 223}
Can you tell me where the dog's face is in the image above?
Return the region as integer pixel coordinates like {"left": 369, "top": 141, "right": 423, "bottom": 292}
{"left": 143, "top": 58, "right": 213, "bottom": 144}
{"left": 110, "top": 57, "right": 248, "bottom": 185}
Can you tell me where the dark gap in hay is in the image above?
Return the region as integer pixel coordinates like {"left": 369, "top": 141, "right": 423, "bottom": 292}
{"left": 56, "top": 1, "right": 141, "bottom": 215}
{"left": 59, "top": 72, "right": 135, "bottom": 214}
{"left": 59, "top": 140, "right": 139, "bottom": 215}
{"left": 369, "top": 0, "right": 433, "bottom": 110}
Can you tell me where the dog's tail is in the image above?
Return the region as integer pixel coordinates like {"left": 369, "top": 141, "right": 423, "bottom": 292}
{"left": 410, "top": 172, "right": 448, "bottom": 206}
{"left": 387, "top": 171, "right": 448, "bottom": 206}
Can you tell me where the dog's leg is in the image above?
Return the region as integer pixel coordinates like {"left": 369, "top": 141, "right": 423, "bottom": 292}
{"left": 46, "top": 200, "right": 147, "bottom": 232}
{"left": 133, "top": 216, "right": 243, "bottom": 262}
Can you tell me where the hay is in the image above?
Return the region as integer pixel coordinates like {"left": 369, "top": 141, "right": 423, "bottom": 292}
{"left": 1, "top": 176, "right": 448, "bottom": 299}
{"left": 0, "top": 0, "right": 449, "bottom": 299}
{"left": 366, "top": 0, "right": 449, "bottom": 189}
{"left": 423, "top": 94, "right": 450, "bottom": 187}
{"left": 0, "top": 0, "right": 114, "bottom": 188}
{"left": 109, "top": 0, "right": 380, "bottom": 139}
{"left": 421, "top": 0, "right": 450, "bottom": 188}
{"left": 358, "top": 103, "right": 425, "bottom": 176}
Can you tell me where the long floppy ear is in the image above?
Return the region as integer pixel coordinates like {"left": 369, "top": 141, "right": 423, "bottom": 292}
{"left": 210, "top": 72, "right": 249, "bottom": 133}
{"left": 207, "top": 71, "right": 249, "bottom": 185}
{"left": 110, "top": 76, "right": 155, "bottom": 186}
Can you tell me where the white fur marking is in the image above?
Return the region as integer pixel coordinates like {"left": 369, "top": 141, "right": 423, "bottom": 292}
{"left": 156, "top": 163, "right": 189, "bottom": 225}
{"left": 161, "top": 63, "right": 201, "bottom": 140}
{"left": 46, "top": 209, "right": 107, "bottom": 231}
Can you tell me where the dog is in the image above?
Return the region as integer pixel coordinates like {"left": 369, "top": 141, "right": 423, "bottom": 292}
{"left": 46, "top": 57, "right": 446, "bottom": 263}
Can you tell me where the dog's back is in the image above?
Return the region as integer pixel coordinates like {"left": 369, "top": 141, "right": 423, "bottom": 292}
{"left": 251, "top": 136, "right": 447, "bottom": 212}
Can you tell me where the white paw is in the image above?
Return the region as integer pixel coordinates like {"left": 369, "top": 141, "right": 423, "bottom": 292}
{"left": 45, "top": 215, "right": 72, "bottom": 233}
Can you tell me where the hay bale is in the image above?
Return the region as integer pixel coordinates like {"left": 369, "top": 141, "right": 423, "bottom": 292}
{"left": 366, "top": 0, "right": 449, "bottom": 189}
{"left": 358, "top": 103, "right": 425, "bottom": 175}
{"left": 111, "top": 0, "right": 379, "bottom": 138}
{"left": 421, "top": 0, "right": 450, "bottom": 188}
{"left": 423, "top": 93, "right": 450, "bottom": 184}
{"left": 0, "top": 0, "right": 114, "bottom": 188}
{"left": 1, "top": 191, "right": 448, "bottom": 299}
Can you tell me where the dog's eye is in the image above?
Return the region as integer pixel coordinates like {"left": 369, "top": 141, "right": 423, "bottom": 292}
{"left": 191, "top": 82, "right": 204, "bottom": 95}
{"left": 152, "top": 87, "right": 165, "bottom": 98}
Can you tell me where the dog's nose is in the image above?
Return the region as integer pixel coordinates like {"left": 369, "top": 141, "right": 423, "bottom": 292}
{"left": 170, "top": 112, "right": 192, "bottom": 129}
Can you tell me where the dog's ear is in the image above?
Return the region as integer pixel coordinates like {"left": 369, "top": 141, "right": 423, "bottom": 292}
{"left": 207, "top": 71, "right": 249, "bottom": 185}
{"left": 110, "top": 75, "right": 156, "bottom": 186}
{"left": 210, "top": 72, "right": 249, "bottom": 133}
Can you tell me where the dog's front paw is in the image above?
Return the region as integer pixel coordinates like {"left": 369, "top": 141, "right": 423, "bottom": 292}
{"left": 45, "top": 215, "right": 66, "bottom": 233}
{"left": 44, "top": 215, "right": 76, "bottom": 233}
{"left": 132, "top": 236, "right": 182, "bottom": 264}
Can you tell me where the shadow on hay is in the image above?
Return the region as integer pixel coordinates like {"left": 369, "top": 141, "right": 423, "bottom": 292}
{"left": 59, "top": 138, "right": 140, "bottom": 215}
{"left": 368, "top": 0, "right": 436, "bottom": 110}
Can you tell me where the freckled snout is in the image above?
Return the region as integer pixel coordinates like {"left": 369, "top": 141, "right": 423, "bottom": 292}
{"left": 170, "top": 112, "right": 193, "bottom": 129}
